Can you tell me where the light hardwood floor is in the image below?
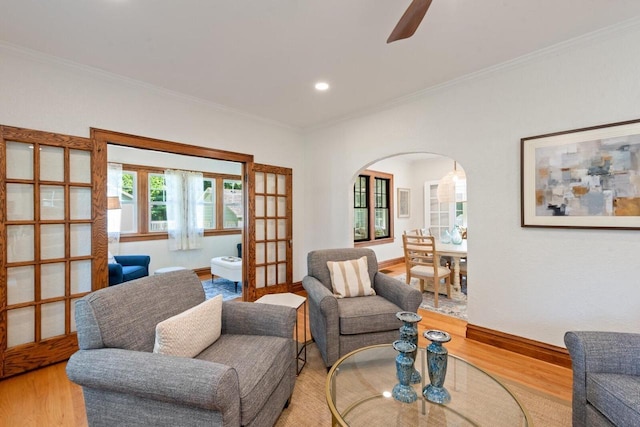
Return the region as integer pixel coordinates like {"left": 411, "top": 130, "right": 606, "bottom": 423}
{"left": 0, "top": 266, "right": 573, "bottom": 426}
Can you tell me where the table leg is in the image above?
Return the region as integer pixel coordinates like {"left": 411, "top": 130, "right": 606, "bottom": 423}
{"left": 451, "top": 256, "right": 462, "bottom": 298}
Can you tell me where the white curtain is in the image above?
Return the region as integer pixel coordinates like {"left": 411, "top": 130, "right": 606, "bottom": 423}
{"left": 107, "top": 163, "right": 123, "bottom": 254}
{"left": 165, "top": 169, "right": 204, "bottom": 251}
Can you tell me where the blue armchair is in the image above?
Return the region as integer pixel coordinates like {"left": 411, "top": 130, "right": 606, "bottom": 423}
{"left": 108, "top": 255, "right": 151, "bottom": 286}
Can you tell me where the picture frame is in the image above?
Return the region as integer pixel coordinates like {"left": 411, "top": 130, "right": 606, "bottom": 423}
{"left": 398, "top": 188, "right": 410, "bottom": 218}
{"left": 521, "top": 118, "right": 640, "bottom": 229}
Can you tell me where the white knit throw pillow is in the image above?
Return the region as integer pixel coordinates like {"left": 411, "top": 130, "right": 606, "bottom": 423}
{"left": 327, "top": 256, "right": 376, "bottom": 298}
{"left": 153, "top": 294, "right": 223, "bottom": 358}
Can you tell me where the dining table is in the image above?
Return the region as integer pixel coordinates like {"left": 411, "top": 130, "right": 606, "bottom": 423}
{"left": 436, "top": 240, "right": 467, "bottom": 297}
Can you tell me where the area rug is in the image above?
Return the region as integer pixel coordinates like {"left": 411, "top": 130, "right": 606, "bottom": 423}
{"left": 275, "top": 342, "right": 571, "bottom": 426}
{"left": 201, "top": 278, "right": 242, "bottom": 301}
{"left": 395, "top": 274, "right": 467, "bottom": 321}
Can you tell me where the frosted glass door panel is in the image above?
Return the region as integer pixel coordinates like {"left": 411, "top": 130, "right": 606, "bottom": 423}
{"left": 278, "top": 242, "right": 286, "bottom": 261}
{"left": 7, "top": 307, "right": 35, "bottom": 347}
{"left": 277, "top": 196, "right": 286, "bottom": 216}
{"left": 256, "top": 195, "right": 265, "bottom": 217}
{"left": 7, "top": 266, "right": 35, "bottom": 305}
{"left": 267, "top": 265, "right": 277, "bottom": 286}
{"left": 278, "top": 263, "right": 286, "bottom": 283}
{"left": 277, "top": 174, "right": 286, "bottom": 194}
{"left": 41, "top": 263, "right": 66, "bottom": 299}
{"left": 255, "top": 172, "right": 264, "bottom": 193}
{"left": 267, "top": 196, "right": 276, "bottom": 216}
{"left": 40, "top": 185, "right": 65, "bottom": 220}
{"left": 69, "top": 187, "right": 92, "bottom": 220}
{"left": 7, "top": 184, "right": 34, "bottom": 221}
{"left": 6, "top": 141, "right": 33, "bottom": 180}
{"left": 266, "top": 219, "right": 276, "bottom": 240}
{"left": 69, "top": 149, "right": 91, "bottom": 183}
{"left": 266, "top": 174, "right": 276, "bottom": 193}
{"left": 267, "top": 242, "right": 276, "bottom": 263}
{"left": 7, "top": 225, "right": 34, "bottom": 263}
{"left": 70, "top": 224, "right": 92, "bottom": 257}
{"left": 277, "top": 219, "right": 287, "bottom": 239}
{"left": 256, "top": 219, "right": 265, "bottom": 241}
{"left": 70, "top": 260, "right": 92, "bottom": 294}
{"left": 41, "top": 224, "right": 66, "bottom": 260}
{"left": 256, "top": 267, "right": 265, "bottom": 288}
{"left": 41, "top": 302, "right": 66, "bottom": 339}
{"left": 256, "top": 243, "right": 265, "bottom": 264}
{"left": 39, "top": 146, "right": 64, "bottom": 182}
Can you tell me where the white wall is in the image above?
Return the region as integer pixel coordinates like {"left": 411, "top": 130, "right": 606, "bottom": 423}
{"left": 303, "top": 22, "right": 640, "bottom": 347}
{"left": 0, "top": 43, "right": 306, "bottom": 278}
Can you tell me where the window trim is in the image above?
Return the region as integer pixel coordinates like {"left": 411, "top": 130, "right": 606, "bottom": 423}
{"left": 117, "top": 163, "right": 242, "bottom": 243}
{"left": 354, "top": 169, "right": 394, "bottom": 247}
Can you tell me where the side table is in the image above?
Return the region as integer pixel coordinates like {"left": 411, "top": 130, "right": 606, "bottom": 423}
{"left": 255, "top": 292, "right": 307, "bottom": 375}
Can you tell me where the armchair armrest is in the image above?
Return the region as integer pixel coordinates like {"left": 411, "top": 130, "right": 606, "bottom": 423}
{"left": 114, "top": 255, "right": 151, "bottom": 268}
{"left": 108, "top": 263, "right": 124, "bottom": 285}
{"left": 373, "top": 272, "right": 422, "bottom": 313}
{"left": 66, "top": 348, "right": 239, "bottom": 413}
{"left": 302, "top": 275, "right": 339, "bottom": 365}
{"left": 302, "top": 276, "right": 338, "bottom": 319}
{"left": 221, "top": 301, "right": 295, "bottom": 339}
{"left": 565, "top": 331, "right": 640, "bottom": 376}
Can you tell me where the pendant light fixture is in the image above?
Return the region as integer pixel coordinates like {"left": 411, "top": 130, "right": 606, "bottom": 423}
{"left": 437, "top": 161, "right": 467, "bottom": 203}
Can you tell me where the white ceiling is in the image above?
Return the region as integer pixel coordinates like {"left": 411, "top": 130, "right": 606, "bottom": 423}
{"left": 2, "top": 0, "right": 640, "bottom": 129}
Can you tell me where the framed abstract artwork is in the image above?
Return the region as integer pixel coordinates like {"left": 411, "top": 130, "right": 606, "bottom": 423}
{"left": 521, "top": 118, "right": 640, "bottom": 229}
{"left": 398, "top": 188, "right": 410, "bottom": 218}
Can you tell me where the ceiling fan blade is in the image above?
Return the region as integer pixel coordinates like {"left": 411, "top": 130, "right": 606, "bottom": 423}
{"left": 387, "top": 0, "right": 433, "bottom": 43}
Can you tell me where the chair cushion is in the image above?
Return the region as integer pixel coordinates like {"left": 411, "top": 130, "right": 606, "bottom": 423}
{"left": 153, "top": 295, "right": 223, "bottom": 358}
{"left": 196, "top": 334, "right": 292, "bottom": 424}
{"left": 337, "top": 295, "right": 402, "bottom": 335}
{"left": 587, "top": 373, "right": 640, "bottom": 426}
{"left": 122, "top": 265, "right": 147, "bottom": 282}
{"left": 410, "top": 265, "right": 450, "bottom": 278}
{"left": 327, "top": 256, "right": 376, "bottom": 298}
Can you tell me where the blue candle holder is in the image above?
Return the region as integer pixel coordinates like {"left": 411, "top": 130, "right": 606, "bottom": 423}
{"left": 396, "top": 311, "right": 422, "bottom": 384}
{"left": 423, "top": 329, "right": 452, "bottom": 404}
{"left": 392, "top": 340, "right": 418, "bottom": 403}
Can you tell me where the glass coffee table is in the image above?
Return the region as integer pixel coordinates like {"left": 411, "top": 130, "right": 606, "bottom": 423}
{"left": 326, "top": 344, "right": 532, "bottom": 426}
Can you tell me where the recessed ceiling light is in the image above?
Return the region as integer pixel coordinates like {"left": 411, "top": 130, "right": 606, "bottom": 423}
{"left": 315, "top": 82, "right": 330, "bottom": 91}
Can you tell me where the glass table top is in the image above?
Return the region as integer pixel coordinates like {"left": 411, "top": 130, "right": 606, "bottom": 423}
{"left": 326, "top": 344, "right": 532, "bottom": 426}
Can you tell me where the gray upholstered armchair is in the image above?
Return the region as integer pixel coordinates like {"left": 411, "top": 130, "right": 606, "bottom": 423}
{"left": 67, "top": 270, "right": 296, "bottom": 427}
{"left": 565, "top": 331, "right": 640, "bottom": 426}
{"left": 302, "top": 248, "right": 423, "bottom": 367}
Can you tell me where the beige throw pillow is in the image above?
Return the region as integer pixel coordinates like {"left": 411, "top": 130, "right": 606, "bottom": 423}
{"left": 327, "top": 256, "right": 376, "bottom": 298}
{"left": 153, "top": 294, "right": 223, "bottom": 358}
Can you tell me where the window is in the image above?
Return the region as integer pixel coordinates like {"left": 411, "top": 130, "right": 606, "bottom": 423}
{"left": 223, "top": 179, "right": 243, "bottom": 228}
{"left": 354, "top": 170, "right": 394, "bottom": 245}
{"left": 115, "top": 163, "right": 242, "bottom": 242}
{"left": 149, "top": 173, "right": 168, "bottom": 232}
{"left": 424, "top": 181, "right": 467, "bottom": 240}
{"left": 120, "top": 170, "right": 138, "bottom": 234}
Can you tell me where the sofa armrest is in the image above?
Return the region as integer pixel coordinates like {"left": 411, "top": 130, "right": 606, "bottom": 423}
{"left": 66, "top": 348, "right": 239, "bottom": 413}
{"left": 373, "top": 272, "right": 422, "bottom": 313}
{"left": 221, "top": 301, "right": 295, "bottom": 339}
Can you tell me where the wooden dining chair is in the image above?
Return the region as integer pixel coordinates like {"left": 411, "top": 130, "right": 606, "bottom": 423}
{"left": 402, "top": 234, "right": 451, "bottom": 308}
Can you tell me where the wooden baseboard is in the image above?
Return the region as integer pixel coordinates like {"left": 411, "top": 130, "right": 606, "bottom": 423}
{"left": 379, "top": 257, "right": 404, "bottom": 270}
{"left": 466, "top": 324, "right": 571, "bottom": 368}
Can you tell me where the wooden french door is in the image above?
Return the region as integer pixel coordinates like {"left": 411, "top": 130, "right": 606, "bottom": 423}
{"left": 248, "top": 164, "right": 292, "bottom": 300}
{"left": 0, "top": 126, "right": 106, "bottom": 378}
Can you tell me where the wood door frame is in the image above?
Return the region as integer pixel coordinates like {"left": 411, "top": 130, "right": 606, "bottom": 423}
{"left": 251, "top": 163, "right": 293, "bottom": 299}
{"left": 91, "top": 129, "right": 255, "bottom": 301}
{"left": 0, "top": 125, "right": 103, "bottom": 378}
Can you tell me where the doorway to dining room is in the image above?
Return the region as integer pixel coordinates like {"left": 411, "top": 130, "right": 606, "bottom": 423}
{"left": 351, "top": 153, "right": 468, "bottom": 320}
